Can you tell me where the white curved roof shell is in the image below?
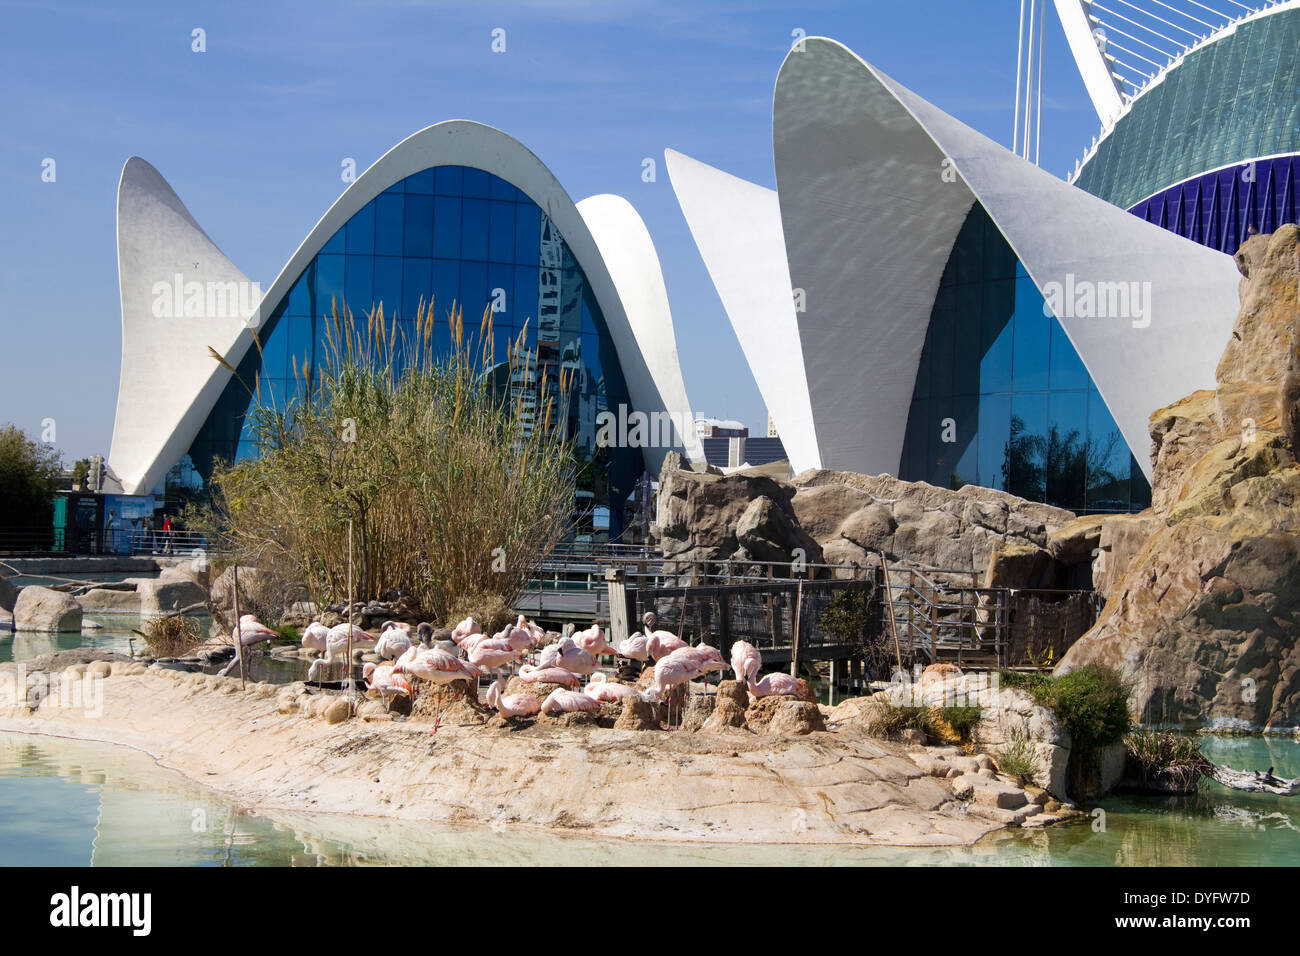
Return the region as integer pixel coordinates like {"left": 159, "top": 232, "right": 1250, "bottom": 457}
{"left": 109, "top": 121, "right": 700, "bottom": 494}
{"left": 771, "top": 37, "right": 1242, "bottom": 481}
{"left": 663, "top": 149, "right": 821, "bottom": 474}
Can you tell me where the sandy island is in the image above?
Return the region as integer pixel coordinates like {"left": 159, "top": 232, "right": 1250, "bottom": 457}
{"left": 0, "top": 651, "right": 1007, "bottom": 847}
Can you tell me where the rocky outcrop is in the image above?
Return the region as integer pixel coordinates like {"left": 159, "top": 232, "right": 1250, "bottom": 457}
{"left": 13, "top": 586, "right": 82, "bottom": 632}
{"left": 655, "top": 453, "right": 822, "bottom": 566}
{"left": 790, "top": 471, "right": 1075, "bottom": 573}
{"left": 655, "top": 451, "right": 1078, "bottom": 576}
{"left": 1060, "top": 226, "right": 1300, "bottom": 730}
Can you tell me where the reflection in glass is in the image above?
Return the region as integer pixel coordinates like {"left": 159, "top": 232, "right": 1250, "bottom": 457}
{"left": 184, "top": 165, "right": 644, "bottom": 539}
{"left": 900, "top": 204, "right": 1151, "bottom": 513}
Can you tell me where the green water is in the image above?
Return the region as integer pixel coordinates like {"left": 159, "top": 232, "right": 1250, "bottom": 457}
{"left": 0, "top": 732, "right": 1295, "bottom": 866}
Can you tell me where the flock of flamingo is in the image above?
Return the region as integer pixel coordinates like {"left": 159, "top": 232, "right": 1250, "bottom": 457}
{"left": 225, "top": 610, "right": 805, "bottom": 728}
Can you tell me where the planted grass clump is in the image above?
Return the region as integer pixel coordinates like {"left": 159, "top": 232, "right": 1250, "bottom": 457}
{"left": 202, "top": 299, "right": 575, "bottom": 623}
{"left": 140, "top": 615, "right": 202, "bottom": 659}
{"left": 995, "top": 730, "right": 1040, "bottom": 784}
{"left": 866, "top": 700, "right": 984, "bottom": 745}
{"left": 1124, "top": 730, "right": 1212, "bottom": 792}
{"left": 864, "top": 700, "right": 932, "bottom": 740}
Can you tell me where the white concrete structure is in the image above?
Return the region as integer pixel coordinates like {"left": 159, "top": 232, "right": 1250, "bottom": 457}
{"left": 664, "top": 149, "right": 822, "bottom": 474}
{"left": 670, "top": 36, "right": 1243, "bottom": 482}
{"left": 108, "top": 121, "right": 701, "bottom": 495}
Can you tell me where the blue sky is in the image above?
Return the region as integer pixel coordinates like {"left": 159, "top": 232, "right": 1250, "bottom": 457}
{"left": 0, "top": 0, "right": 1099, "bottom": 462}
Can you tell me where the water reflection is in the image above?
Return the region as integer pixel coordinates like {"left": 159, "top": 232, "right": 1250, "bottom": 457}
{"left": 0, "top": 733, "right": 1297, "bottom": 866}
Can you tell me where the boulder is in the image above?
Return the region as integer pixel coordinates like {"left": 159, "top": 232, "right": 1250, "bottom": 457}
{"left": 790, "top": 469, "right": 1076, "bottom": 573}
{"left": 765, "top": 699, "right": 826, "bottom": 735}
{"left": 76, "top": 588, "right": 142, "bottom": 614}
{"left": 1046, "top": 514, "right": 1106, "bottom": 565}
{"left": 13, "top": 586, "right": 82, "bottom": 633}
{"left": 614, "top": 694, "right": 660, "bottom": 731}
{"left": 135, "top": 578, "right": 209, "bottom": 616}
{"left": 679, "top": 693, "right": 715, "bottom": 732}
{"left": 1059, "top": 226, "right": 1300, "bottom": 730}
{"left": 972, "top": 684, "right": 1071, "bottom": 798}
{"left": 655, "top": 461, "right": 822, "bottom": 566}
{"left": 0, "top": 571, "right": 18, "bottom": 612}
{"left": 984, "top": 541, "right": 1062, "bottom": 590}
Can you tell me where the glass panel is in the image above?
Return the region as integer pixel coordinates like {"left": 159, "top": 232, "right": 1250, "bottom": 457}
{"left": 374, "top": 194, "right": 404, "bottom": 257}
{"left": 461, "top": 198, "right": 490, "bottom": 260}
{"left": 373, "top": 256, "right": 404, "bottom": 316}
{"left": 433, "top": 195, "right": 462, "bottom": 259}
{"left": 462, "top": 168, "right": 490, "bottom": 198}
{"left": 315, "top": 254, "right": 345, "bottom": 313}
{"left": 434, "top": 165, "right": 462, "bottom": 196}
{"left": 405, "top": 169, "right": 434, "bottom": 194}
{"left": 403, "top": 194, "right": 433, "bottom": 258}
{"left": 344, "top": 254, "right": 373, "bottom": 317}
{"left": 400, "top": 257, "right": 431, "bottom": 320}
{"left": 345, "top": 200, "right": 375, "bottom": 255}
{"left": 489, "top": 201, "right": 516, "bottom": 263}
{"left": 1049, "top": 319, "right": 1091, "bottom": 391}
{"left": 515, "top": 203, "right": 541, "bottom": 266}
{"left": 1011, "top": 273, "right": 1049, "bottom": 392}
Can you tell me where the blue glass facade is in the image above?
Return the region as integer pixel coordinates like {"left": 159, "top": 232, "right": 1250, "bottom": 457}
{"left": 1128, "top": 156, "right": 1300, "bottom": 254}
{"left": 899, "top": 205, "right": 1151, "bottom": 513}
{"left": 1072, "top": 9, "right": 1300, "bottom": 254}
{"left": 186, "top": 165, "right": 641, "bottom": 536}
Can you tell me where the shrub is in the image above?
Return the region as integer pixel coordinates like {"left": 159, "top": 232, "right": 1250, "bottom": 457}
{"left": 998, "top": 668, "right": 1053, "bottom": 695}
{"left": 932, "top": 704, "right": 982, "bottom": 741}
{"left": 863, "top": 699, "right": 931, "bottom": 740}
{"left": 1125, "top": 730, "right": 1211, "bottom": 789}
{"left": 995, "top": 730, "right": 1040, "bottom": 783}
{"left": 139, "top": 615, "right": 202, "bottom": 658}
{"left": 1038, "top": 665, "right": 1132, "bottom": 753}
{"left": 204, "top": 300, "right": 575, "bottom": 623}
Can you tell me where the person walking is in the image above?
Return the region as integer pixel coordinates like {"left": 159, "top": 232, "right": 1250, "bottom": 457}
{"left": 161, "top": 513, "right": 173, "bottom": 555}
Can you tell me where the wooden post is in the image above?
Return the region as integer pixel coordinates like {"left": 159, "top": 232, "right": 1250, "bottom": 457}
{"left": 790, "top": 579, "right": 803, "bottom": 678}
{"left": 605, "top": 567, "right": 630, "bottom": 648}
{"left": 232, "top": 564, "right": 245, "bottom": 690}
{"left": 829, "top": 657, "right": 837, "bottom": 707}
{"left": 879, "top": 553, "right": 904, "bottom": 678}
{"left": 347, "top": 519, "right": 354, "bottom": 704}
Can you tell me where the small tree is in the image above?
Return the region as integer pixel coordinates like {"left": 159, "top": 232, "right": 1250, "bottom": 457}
{"left": 204, "top": 298, "right": 577, "bottom": 622}
{"left": 0, "top": 425, "right": 62, "bottom": 539}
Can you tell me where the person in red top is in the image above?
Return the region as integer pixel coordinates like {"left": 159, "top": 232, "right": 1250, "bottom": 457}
{"left": 161, "top": 514, "right": 173, "bottom": 554}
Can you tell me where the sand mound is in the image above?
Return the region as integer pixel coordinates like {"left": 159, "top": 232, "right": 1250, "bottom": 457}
{"left": 0, "top": 663, "right": 1001, "bottom": 847}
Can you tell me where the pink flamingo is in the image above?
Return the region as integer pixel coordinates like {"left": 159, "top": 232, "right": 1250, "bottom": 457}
{"left": 730, "top": 641, "right": 762, "bottom": 685}
{"left": 536, "top": 641, "right": 561, "bottom": 669}
{"left": 555, "top": 637, "right": 598, "bottom": 676}
{"left": 583, "top": 673, "right": 637, "bottom": 703}
{"left": 301, "top": 621, "right": 330, "bottom": 653}
{"left": 667, "top": 644, "right": 727, "bottom": 676}
{"left": 540, "top": 688, "right": 601, "bottom": 715}
{"left": 747, "top": 671, "right": 805, "bottom": 699}
{"left": 375, "top": 623, "right": 413, "bottom": 661}
{"left": 468, "top": 638, "right": 523, "bottom": 671}
{"left": 394, "top": 650, "right": 482, "bottom": 728}
{"left": 451, "top": 616, "right": 481, "bottom": 643}
{"left": 516, "top": 615, "right": 545, "bottom": 642}
{"left": 518, "top": 663, "right": 582, "bottom": 687}
{"left": 572, "top": 624, "right": 614, "bottom": 657}
{"left": 486, "top": 678, "right": 542, "bottom": 719}
{"left": 646, "top": 630, "right": 688, "bottom": 661}
{"left": 643, "top": 655, "right": 697, "bottom": 728}
{"left": 362, "top": 662, "right": 412, "bottom": 712}
{"left": 616, "top": 631, "right": 650, "bottom": 661}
